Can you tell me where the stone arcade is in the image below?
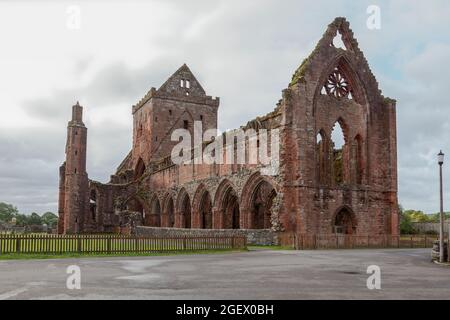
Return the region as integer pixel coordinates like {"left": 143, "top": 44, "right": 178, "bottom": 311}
{"left": 57, "top": 18, "right": 398, "bottom": 239}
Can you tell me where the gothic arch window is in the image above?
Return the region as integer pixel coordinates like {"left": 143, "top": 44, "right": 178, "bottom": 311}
{"left": 317, "top": 52, "right": 373, "bottom": 106}
{"left": 316, "top": 130, "right": 328, "bottom": 185}
{"left": 331, "top": 120, "right": 347, "bottom": 186}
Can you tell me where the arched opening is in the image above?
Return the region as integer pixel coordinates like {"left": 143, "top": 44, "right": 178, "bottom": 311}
{"left": 316, "top": 130, "right": 328, "bottom": 185}
{"left": 134, "top": 158, "right": 146, "bottom": 180}
{"left": 89, "top": 189, "right": 97, "bottom": 222}
{"left": 214, "top": 180, "right": 240, "bottom": 229}
{"left": 331, "top": 30, "right": 348, "bottom": 50}
{"left": 199, "top": 191, "right": 212, "bottom": 229}
{"left": 180, "top": 194, "right": 192, "bottom": 228}
{"left": 165, "top": 196, "right": 175, "bottom": 228}
{"left": 333, "top": 207, "right": 356, "bottom": 234}
{"left": 249, "top": 181, "right": 277, "bottom": 229}
{"left": 223, "top": 189, "right": 240, "bottom": 229}
{"left": 331, "top": 120, "right": 347, "bottom": 186}
{"left": 146, "top": 196, "right": 161, "bottom": 227}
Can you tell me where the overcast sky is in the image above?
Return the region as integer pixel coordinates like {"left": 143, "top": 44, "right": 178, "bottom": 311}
{"left": 0, "top": 0, "right": 449, "bottom": 214}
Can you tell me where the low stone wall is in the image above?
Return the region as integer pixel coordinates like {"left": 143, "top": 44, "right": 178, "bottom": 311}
{"left": 412, "top": 222, "right": 450, "bottom": 234}
{"left": 134, "top": 226, "right": 277, "bottom": 245}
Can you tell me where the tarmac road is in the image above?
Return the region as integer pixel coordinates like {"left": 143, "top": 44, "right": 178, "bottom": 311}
{"left": 0, "top": 248, "right": 448, "bottom": 300}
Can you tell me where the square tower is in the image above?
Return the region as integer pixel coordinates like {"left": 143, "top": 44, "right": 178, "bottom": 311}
{"left": 131, "top": 64, "right": 219, "bottom": 174}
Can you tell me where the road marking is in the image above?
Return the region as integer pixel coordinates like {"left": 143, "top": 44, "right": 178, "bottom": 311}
{"left": 0, "top": 287, "right": 28, "bottom": 300}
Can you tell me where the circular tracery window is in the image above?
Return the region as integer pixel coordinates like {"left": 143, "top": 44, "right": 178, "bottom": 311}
{"left": 324, "top": 68, "right": 351, "bottom": 98}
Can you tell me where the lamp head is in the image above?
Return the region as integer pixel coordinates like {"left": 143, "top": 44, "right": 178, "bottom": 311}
{"left": 438, "top": 150, "right": 444, "bottom": 165}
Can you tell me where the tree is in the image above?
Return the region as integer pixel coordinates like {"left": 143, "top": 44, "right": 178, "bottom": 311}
{"left": 0, "top": 202, "right": 19, "bottom": 223}
{"left": 404, "top": 210, "right": 431, "bottom": 222}
{"left": 400, "top": 212, "right": 415, "bottom": 235}
{"left": 41, "top": 212, "right": 58, "bottom": 228}
{"left": 28, "top": 212, "right": 42, "bottom": 225}
{"left": 13, "top": 214, "right": 28, "bottom": 226}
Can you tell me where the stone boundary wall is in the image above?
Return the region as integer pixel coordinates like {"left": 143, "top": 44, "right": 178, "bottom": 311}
{"left": 134, "top": 226, "right": 277, "bottom": 245}
{"left": 412, "top": 222, "right": 450, "bottom": 234}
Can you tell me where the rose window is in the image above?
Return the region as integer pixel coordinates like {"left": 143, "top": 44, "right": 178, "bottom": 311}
{"left": 324, "top": 68, "right": 351, "bottom": 98}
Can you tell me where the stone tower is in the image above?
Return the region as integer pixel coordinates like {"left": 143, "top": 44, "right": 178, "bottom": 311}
{"left": 58, "top": 102, "right": 89, "bottom": 234}
{"left": 131, "top": 64, "right": 220, "bottom": 177}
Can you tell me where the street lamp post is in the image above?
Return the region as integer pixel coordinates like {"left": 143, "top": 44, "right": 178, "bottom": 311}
{"left": 438, "top": 150, "right": 445, "bottom": 263}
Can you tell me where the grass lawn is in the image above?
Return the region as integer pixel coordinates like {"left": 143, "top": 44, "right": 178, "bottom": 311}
{"left": 247, "top": 245, "right": 294, "bottom": 250}
{"left": 0, "top": 248, "right": 248, "bottom": 260}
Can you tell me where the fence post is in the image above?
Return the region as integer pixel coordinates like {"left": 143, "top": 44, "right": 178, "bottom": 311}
{"left": 231, "top": 237, "right": 235, "bottom": 249}
{"left": 107, "top": 236, "right": 112, "bottom": 254}
{"left": 16, "top": 236, "right": 21, "bottom": 253}
{"left": 77, "top": 235, "right": 82, "bottom": 254}
{"left": 410, "top": 236, "right": 413, "bottom": 248}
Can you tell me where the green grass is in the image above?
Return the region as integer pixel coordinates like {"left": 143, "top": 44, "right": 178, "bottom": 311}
{"left": 248, "top": 245, "right": 294, "bottom": 250}
{"left": 0, "top": 248, "right": 248, "bottom": 260}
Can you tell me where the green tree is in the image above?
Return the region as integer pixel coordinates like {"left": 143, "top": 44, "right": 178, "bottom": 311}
{"left": 399, "top": 204, "right": 413, "bottom": 234}
{"left": 404, "top": 210, "right": 431, "bottom": 222}
{"left": 400, "top": 211, "right": 415, "bottom": 235}
{"left": 28, "top": 212, "right": 42, "bottom": 225}
{"left": 13, "top": 213, "right": 28, "bottom": 226}
{"left": 0, "top": 202, "right": 19, "bottom": 223}
{"left": 41, "top": 212, "right": 58, "bottom": 228}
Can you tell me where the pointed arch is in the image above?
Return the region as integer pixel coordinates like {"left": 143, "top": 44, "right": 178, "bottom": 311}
{"left": 145, "top": 194, "right": 161, "bottom": 227}
{"left": 316, "top": 129, "right": 329, "bottom": 185}
{"left": 161, "top": 193, "right": 175, "bottom": 228}
{"left": 333, "top": 205, "right": 357, "bottom": 234}
{"left": 192, "top": 184, "right": 213, "bottom": 229}
{"left": 331, "top": 118, "right": 350, "bottom": 186}
{"left": 240, "top": 172, "right": 279, "bottom": 229}
{"left": 314, "top": 55, "right": 369, "bottom": 115}
{"left": 122, "top": 196, "right": 146, "bottom": 226}
{"left": 213, "top": 179, "right": 240, "bottom": 229}
{"left": 176, "top": 188, "right": 192, "bottom": 228}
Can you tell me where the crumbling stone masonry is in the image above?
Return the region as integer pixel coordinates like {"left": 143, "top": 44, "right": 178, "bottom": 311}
{"left": 58, "top": 18, "right": 398, "bottom": 238}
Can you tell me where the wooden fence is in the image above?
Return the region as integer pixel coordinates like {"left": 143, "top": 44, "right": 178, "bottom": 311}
{"left": 0, "top": 234, "right": 247, "bottom": 255}
{"left": 278, "top": 233, "right": 441, "bottom": 250}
